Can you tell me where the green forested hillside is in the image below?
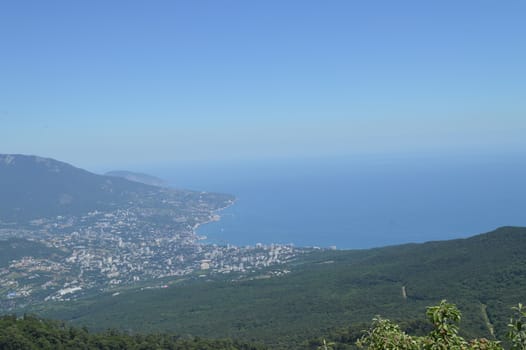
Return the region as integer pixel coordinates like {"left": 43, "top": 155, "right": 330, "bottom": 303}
{"left": 35, "top": 227, "right": 526, "bottom": 349}
{"left": 0, "top": 314, "right": 267, "bottom": 350}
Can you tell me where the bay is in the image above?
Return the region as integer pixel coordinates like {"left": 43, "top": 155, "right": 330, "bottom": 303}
{"left": 153, "top": 154, "right": 526, "bottom": 249}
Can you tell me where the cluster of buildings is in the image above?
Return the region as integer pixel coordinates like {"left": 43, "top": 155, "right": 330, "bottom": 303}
{"left": 0, "top": 201, "right": 303, "bottom": 311}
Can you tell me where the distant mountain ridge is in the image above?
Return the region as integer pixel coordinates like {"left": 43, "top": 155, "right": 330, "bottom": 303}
{"left": 0, "top": 154, "right": 233, "bottom": 223}
{"left": 0, "top": 154, "right": 160, "bottom": 222}
{"left": 105, "top": 170, "right": 168, "bottom": 187}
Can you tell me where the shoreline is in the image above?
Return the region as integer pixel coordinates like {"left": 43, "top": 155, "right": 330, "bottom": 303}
{"left": 192, "top": 198, "right": 237, "bottom": 241}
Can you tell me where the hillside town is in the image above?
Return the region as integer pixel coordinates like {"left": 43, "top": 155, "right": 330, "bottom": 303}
{"left": 0, "top": 203, "right": 303, "bottom": 311}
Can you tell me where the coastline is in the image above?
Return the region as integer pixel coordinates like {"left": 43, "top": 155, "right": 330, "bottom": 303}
{"left": 192, "top": 198, "right": 237, "bottom": 242}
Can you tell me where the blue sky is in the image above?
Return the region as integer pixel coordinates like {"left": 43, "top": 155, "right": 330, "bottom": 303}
{"left": 1, "top": 0, "right": 525, "bottom": 169}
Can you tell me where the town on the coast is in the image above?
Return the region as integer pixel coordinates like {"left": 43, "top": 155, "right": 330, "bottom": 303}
{"left": 0, "top": 195, "right": 304, "bottom": 311}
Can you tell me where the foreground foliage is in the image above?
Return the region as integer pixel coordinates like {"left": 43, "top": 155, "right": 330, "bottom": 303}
{"left": 0, "top": 314, "right": 267, "bottom": 350}
{"left": 356, "top": 300, "right": 526, "bottom": 350}
{"left": 2, "top": 301, "right": 525, "bottom": 350}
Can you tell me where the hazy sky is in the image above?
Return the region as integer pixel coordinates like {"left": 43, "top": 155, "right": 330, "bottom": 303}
{"left": 1, "top": 1, "right": 525, "bottom": 168}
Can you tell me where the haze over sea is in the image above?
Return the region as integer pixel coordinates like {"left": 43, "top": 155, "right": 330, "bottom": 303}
{"left": 153, "top": 153, "right": 526, "bottom": 249}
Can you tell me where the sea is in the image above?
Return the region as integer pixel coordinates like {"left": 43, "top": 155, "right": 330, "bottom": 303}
{"left": 152, "top": 153, "right": 526, "bottom": 249}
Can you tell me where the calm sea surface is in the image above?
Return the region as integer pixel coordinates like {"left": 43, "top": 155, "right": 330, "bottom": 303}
{"left": 153, "top": 154, "right": 526, "bottom": 249}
